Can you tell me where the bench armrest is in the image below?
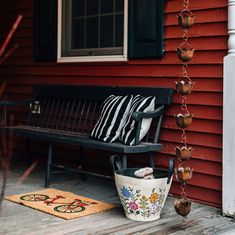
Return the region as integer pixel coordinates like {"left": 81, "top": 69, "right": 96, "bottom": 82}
{"left": 131, "top": 105, "right": 165, "bottom": 145}
{"left": 131, "top": 105, "right": 165, "bottom": 121}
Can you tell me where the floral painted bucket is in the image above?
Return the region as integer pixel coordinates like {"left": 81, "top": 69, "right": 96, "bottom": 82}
{"left": 110, "top": 156, "right": 175, "bottom": 222}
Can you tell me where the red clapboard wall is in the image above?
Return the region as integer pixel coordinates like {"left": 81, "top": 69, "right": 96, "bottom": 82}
{"left": 0, "top": 0, "right": 227, "bottom": 207}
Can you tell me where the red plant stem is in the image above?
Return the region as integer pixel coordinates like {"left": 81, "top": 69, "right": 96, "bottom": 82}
{"left": 0, "top": 126, "right": 13, "bottom": 209}
{"left": 0, "top": 158, "right": 10, "bottom": 204}
{"left": 13, "top": 160, "right": 38, "bottom": 189}
{"left": 0, "top": 81, "right": 7, "bottom": 99}
{"left": 0, "top": 132, "right": 12, "bottom": 207}
{"left": 0, "top": 14, "right": 23, "bottom": 57}
{"left": 0, "top": 44, "right": 18, "bottom": 65}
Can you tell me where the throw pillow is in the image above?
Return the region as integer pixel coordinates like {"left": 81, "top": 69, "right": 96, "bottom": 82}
{"left": 120, "top": 95, "right": 156, "bottom": 145}
{"left": 91, "top": 95, "right": 133, "bottom": 143}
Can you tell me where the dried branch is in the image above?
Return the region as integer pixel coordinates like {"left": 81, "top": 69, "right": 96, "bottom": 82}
{"left": 0, "top": 44, "right": 18, "bottom": 65}
{"left": 0, "top": 81, "right": 6, "bottom": 100}
{"left": 0, "top": 128, "right": 13, "bottom": 208}
{"left": 13, "top": 160, "right": 38, "bottom": 189}
{"left": 0, "top": 15, "right": 22, "bottom": 57}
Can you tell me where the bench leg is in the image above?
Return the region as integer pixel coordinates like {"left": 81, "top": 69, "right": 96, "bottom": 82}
{"left": 149, "top": 152, "right": 155, "bottom": 168}
{"left": 122, "top": 154, "right": 127, "bottom": 169}
{"left": 26, "top": 138, "right": 32, "bottom": 166}
{"left": 45, "top": 143, "right": 53, "bottom": 188}
{"left": 78, "top": 147, "right": 86, "bottom": 181}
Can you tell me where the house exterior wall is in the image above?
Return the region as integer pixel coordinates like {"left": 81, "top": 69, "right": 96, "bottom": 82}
{"left": 0, "top": 0, "right": 227, "bottom": 206}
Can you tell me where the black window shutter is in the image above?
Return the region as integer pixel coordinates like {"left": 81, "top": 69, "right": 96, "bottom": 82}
{"left": 34, "top": 0, "right": 57, "bottom": 62}
{"left": 128, "top": 0, "right": 164, "bottom": 59}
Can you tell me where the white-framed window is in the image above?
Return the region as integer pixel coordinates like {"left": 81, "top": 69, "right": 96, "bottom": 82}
{"left": 57, "top": 0, "right": 128, "bottom": 62}
{"left": 34, "top": 0, "right": 164, "bottom": 62}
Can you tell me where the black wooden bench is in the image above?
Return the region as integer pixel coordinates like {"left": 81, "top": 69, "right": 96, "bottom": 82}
{"left": 1, "top": 85, "right": 173, "bottom": 187}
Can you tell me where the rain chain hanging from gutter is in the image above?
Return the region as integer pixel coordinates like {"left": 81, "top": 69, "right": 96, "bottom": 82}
{"left": 174, "top": 0, "right": 196, "bottom": 218}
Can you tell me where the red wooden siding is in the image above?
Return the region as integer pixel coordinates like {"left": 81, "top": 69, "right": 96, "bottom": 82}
{"left": 0, "top": 0, "right": 227, "bottom": 207}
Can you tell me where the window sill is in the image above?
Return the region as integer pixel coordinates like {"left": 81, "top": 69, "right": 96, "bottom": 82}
{"left": 57, "top": 55, "right": 128, "bottom": 63}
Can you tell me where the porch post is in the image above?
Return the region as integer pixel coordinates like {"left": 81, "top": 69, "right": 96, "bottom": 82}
{"left": 223, "top": 0, "right": 235, "bottom": 217}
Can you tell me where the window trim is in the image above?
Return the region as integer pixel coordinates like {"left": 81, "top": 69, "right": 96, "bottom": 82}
{"left": 57, "top": 0, "right": 128, "bottom": 63}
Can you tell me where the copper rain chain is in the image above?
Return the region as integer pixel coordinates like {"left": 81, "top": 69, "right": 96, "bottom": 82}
{"left": 174, "top": 0, "right": 196, "bottom": 218}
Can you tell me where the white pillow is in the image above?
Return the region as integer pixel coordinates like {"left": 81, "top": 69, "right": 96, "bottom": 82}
{"left": 120, "top": 95, "right": 156, "bottom": 145}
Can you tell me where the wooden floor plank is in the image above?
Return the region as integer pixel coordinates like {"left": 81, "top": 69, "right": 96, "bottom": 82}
{"left": 0, "top": 164, "right": 235, "bottom": 235}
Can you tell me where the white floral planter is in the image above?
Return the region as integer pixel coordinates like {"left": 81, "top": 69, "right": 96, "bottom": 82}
{"left": 111, "top": 156, "right": 174, "bottom": 222}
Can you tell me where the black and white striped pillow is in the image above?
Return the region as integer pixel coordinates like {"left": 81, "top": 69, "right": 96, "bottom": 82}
{"left": 91, "top": 95, "right": 133, "bottom": 143}
{"left": 119, "top": 95, "right": 156, "bottom": 145}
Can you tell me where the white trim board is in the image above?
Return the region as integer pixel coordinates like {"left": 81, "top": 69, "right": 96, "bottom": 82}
{"left": 57, "top": 0, "right": 128, "bottom": 63}
{"left": 223, "top": 0, "right": 235, "bottom": 218}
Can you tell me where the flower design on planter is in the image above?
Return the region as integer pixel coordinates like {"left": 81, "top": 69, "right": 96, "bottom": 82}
{"left": 176, "top": 146, "right": 192, "bottom": 161}
{"left": 175, "top": 166, "right": 193, "bottom": 183}
{"left": 129, "top": 201, "right": 138, "bottom": 210}
{"left": 121, "top": 186, "right": 131, "bottom": 198}
{"left": 175, "top": 113, "right": 193, "bottom": 129}
{"left": 175, "top": 80, "right": 195, "bottom": 95}
{"left": 149, "top": 191, "right": 159, "bottom": 203}
{"left": 149, "top": 203, "right": 159, "bottom": 214}
{"left": 119, "top": 187, "right": 166, "bottom": 219}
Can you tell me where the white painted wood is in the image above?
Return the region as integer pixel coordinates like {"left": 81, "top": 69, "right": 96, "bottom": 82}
{"left": 223, "top": 0, "right": 235, "bottom": 218}
{"left": 57, "top": 0, "right": 62, "bottom": 61}
{"left": 57, "top": 0, "right": 128, "bottom": 63}
{"left": 228, "top": 0, "right": 235, "bottom": 54}
{"left": 57, "top": 55, "right": 128, "bottom": 63}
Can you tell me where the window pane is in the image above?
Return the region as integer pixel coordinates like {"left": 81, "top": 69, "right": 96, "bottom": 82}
{"left": 100, "top": 16, "right": 113, "bottom": 47}
{"left": 100, "top": 0, "right": 113, "bottom": 14}
{"left": 116, "top": 0, "right": 124, "bottom": 12}
{"left": 87, "top": 0, "right": 99, "bottom": 15}
{"left": 72, "top": 19, "right": 84, "bottom": 49}
{"left": 115, "top": 14, "right": 123, "bottom": 47}
{"left": 86, "top": 17, "right": 98, "bottom": 48}
{"left": 72, "top": 0, "right": 84, "bottom": 17}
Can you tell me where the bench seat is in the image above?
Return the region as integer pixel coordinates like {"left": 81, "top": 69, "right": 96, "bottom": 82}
{"left": 1, "top": 85, "right": 173, "bottom": 187}
{"left": 7, "top": 126, "right": 162, "bottom": 153}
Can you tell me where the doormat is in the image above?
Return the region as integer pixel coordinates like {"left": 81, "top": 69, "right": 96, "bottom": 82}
{"left": 5, "top": 188, "right": 115, "bottom": 220}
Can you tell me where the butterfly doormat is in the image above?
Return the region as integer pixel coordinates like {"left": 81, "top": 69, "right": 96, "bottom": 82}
{"left": 5, "top": 188, "right": 115, "bottom": 220}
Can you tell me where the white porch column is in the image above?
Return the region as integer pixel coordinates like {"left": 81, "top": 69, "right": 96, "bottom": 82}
{"left": 223, "top": 0, "right": 235, "bottom": 217}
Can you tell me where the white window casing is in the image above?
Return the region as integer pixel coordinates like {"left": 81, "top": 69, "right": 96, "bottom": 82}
{"left": 57, "top": 0, "right": 128, "bottom": 63}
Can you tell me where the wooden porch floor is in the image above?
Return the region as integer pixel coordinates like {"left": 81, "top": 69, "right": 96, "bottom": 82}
{"left": 1, "top": 165, "right": 235, "bottom": 235}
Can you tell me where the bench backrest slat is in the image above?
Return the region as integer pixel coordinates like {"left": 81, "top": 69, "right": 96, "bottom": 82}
{"left": 42, "top": 98, "right": 52, "bottom": 127}
{"left": 66, "top": 99, "right": 75, "bottom": 130}
{"left": 88, "top": 101, "right": 98, "bottom": 131}
{"left": 51, "top": 98, "right": 60, "bottom": 128}
{"left": 61, "top": 99, "right": 69, "bottom": 129}
{"left": 145, "top": 127, "right": 151, "bottom": 142}
{"left": 71, "top": 100, "right": 81, "bottom": 131}
{"left": 46, "top": 98, "right": 56, "bottom": 128}
{"left": 56, "top": 99, "right": 65, "bottom": 130}
{"left": 37, "top": 97, "right": 44, "bottom": 127}
{"left": 154, "top": 113, "right": 163, "bottom": 143}
{"left": 82, "top": 101, "right": 91, "bottom": 133}
{"left": 76, "top": 100, "right": 86, "bottom": 132}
